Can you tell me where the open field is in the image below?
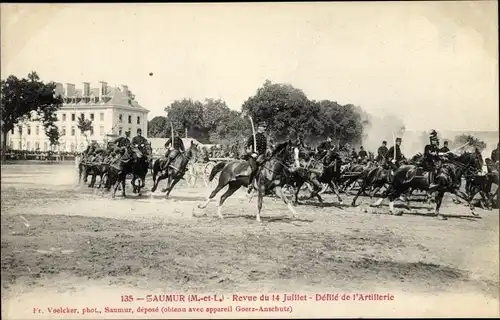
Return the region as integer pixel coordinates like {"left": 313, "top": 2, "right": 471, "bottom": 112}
{"left": 1, "top": 163, "right": 499, "bottom": 318}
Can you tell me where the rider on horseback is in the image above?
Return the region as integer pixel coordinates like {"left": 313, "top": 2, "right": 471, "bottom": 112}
{"left": 161, "top": 135, "right": 185, "bottom": 171}
{"left": 246, "top": 121, "right": 268, "bottom": 193}
{"left": 131, "top": 128, "right": 149, "bottom": 156}
{"left": 290, "top": 135, "right": 311, "bottom": 175}
{"left": 317, "top": 137, "right": 334, "bottom": 158}
{"left": 424, "top": 129, "right": 442, "bottom": 191}
{"left": 387, "top": 137, "right": 405, "bottom": 168}
{"left": 112, "top": 131, "right": 132, "bottom": 161}
{"left": 376, "top": 141, "right": 389, "bottom": 163}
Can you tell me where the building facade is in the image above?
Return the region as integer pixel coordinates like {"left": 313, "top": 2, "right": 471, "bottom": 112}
{"left": 6, "top": 81, "right": 150, "bottom": 152}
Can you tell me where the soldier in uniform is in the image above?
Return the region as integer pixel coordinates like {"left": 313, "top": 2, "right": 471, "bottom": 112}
{"left": 112, "top": 131, "right": 132, "bottom": 161}
{"left": 317, "top": 137, "right": 334, "bottom": 157}
{"left": 246, "top": 121, "right": 268, "bottom": 192}
{"left": 376, "top": 141, "right": 388, "bottom": 162}
{"left": 131, "top": 129, "right": 149, "bottom": 151}
{"left": 440, "top": 140, "right": 450, "bottom": 153}
{"left": 358, "top": 146, "right": 368, "bottom": 160}
{"left": 387, "top": 137, "right": 405, "bottom": 167}
{"left": 161, "top": 135, "right": 185, "bottom": 171}
{"left": 491, "top": 142, "right": 499, "bottom": 164}
{"left": 423, "top": 130, "right": 442, "bottom": 190}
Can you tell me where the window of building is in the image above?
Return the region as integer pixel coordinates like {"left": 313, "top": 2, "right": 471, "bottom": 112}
{"left": 99, "top": 126, "right": 104, "bottom": 136}
{"left": 35, "top": 142, "right": 40, "bottom": 150}
{"left": 137, "top": 128, "right": 142, "bottom": 136}
{"left": 81, "top": 113, "right": 85, "bottom": 120}
{"left": 71, "top": 126, "right": 75, "bottom": 136}
{"left": 90, "top": 126, "right": 94, "bottom": 136}
{"left": 36, "top": 126, "right": 40, "bottom": 136}
{"left": 26, "top": 141, "right": 30, "bottom": 150}
{"left": 128, "top": 128, "right": 131, "bottom": 136}
{"left": 44, "top": 142, "right": 48, "bottom": 151}
{"left": 137, "top": 116, "right": 141, "bottom": 125}
{"left": 128, "top": 115, "right": 132, "bottom": 124}
{"left": 62, "top": 113, "right": 67, "bottom": 121}
{"left": 100, "top": 113, "right": 104, "bottom": 121}
{"left": 18, "top": 141, "right": 22, "bottom": 150}
{"left": 118, "top": 127, "right": 123, "bottom": 136}
{"left": 90, "top": 113, "right": 94, "bottom": 121}
{"left": 119, "top": 114, "right": 123, "bottom": 123}
{"left": 70, "top": 143, "right": 75, "bottom": 152}
{"left": 27, "top": 126, "right": 31, "bottom": 135}
{"left": 61, "top": 126, "right": 66, "bottom": 136}
{"left": 71, "top": 113, "right": 76, "bottom": 121}
{"left": 18, "top": 126, "right": 22, "bottom": 134}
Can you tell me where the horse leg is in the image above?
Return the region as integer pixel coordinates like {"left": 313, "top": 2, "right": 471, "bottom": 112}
{"left": 351, "top": 180, "right": 368, "bottom": 206}
{"left": 198, "top": 174, "right": 230, "bottom": 209}
{"left": 111, "top": 176, "right": 120, "bottom": 199}
{"left": 294, "top": 180, "right": 304, "bottom": 205}
{"left": 308, "top": 177, "right": 323, "bottom": 204}
{"left": 161, "top": 170, "right": 172, "bottom": 193}
{"left": 151, "top": 166, "right": 159, "bottom": 193}
{"left": 165, "top": 176, "right": 182, "bottom": 198}
{"left": 256, "top": 178, "right": 265, "bottom": 223}
{"left": 217, "top": 181, "right": 241, "bottom": 220}
{"left": 275, "top": 185, "right": 298, "bottom": 220}
{"left": 433, "top": 190, "right": 447, "bottom": 220}
{"left": 131, "top": 175, "right": 137, "bottom": 193}
{"left": 121, "top": 175, "right": 126, "bottom": 197}
{"left": 452, "top": 189, "right": 478, "bottom": 217}
{"left": 328, "top": 181, "right": 343, "bottom": 205}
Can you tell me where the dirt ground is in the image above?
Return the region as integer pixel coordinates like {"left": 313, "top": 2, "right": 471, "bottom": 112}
{"left": 1, "top": 163, "right": 499, "bottom": 318}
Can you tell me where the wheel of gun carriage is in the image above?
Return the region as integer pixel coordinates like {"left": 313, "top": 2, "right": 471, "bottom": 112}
{"left": 203, "top": 161, "right": 219, "bottom": 189}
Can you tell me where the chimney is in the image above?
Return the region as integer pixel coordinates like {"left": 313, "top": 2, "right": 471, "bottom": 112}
{"left": 100, "top": 81, "right": 108, "bottom": 96}
{"left": 121, "top": 85, "right": 129, "bottom": 97}
{"left": 83, "top": 82, "right": 90, "bottom": 96}
{"left": 66, "top": 83, "right": 75, "bottom": 96}
{"left": 54, "top": 82, "right": 64, "bottom": 97}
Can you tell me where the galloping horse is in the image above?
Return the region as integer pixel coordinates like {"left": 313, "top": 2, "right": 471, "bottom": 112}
{"left": 131, "top": 142, "right": 152, "bottom": 195}
{"left": 108, "top": 146, "right": 144, "bottom": 198}
{"left": 290, "top": 148, "right": 344, "bottom": 205}
{"left": 371, "top": 151, "right": 483, "bottom": 220}
{"left": 198, "top": 142, "right": 298, "bottom": 222}
{"left": 150, "top": 141, "right": 198, "bottom": 198}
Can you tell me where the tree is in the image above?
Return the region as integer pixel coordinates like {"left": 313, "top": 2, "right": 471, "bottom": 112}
{"left": 164, "top": 99, "right": 204, "bottom": 139}
{"left": 210, "top": 110, "right": 251, "bottom": 145}
{"left": 241, "top": 80, "right": 319, "bottom": 141}
{"left": 0, "top": 71, "right": 63, "bottom": 160}
{"left": 46, "top": 127, "right": 60, "bottom": 150}
{"left": 147, "top": 116, "right": 169, "bottom": 138}
{"left": 76, "top": 114, "right": 93, "bottom": 143}
{"left": 453, "top": 134, "right": 487, "bottom": 152}
{"left": 317, "top": 101, "right": 365, "bottom": 145}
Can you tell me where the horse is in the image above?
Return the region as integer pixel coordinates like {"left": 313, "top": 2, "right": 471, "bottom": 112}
{"left": 130, "top": 142, "right": 152, "bottom": 196}
{"left": 370, "top": 151, "right": 483, "bottom": 220}
{"left": 150, "top": 141, "right": 198, "bottom": 198}
{"left": 107, "top": 146, "right": 144, "bottom": 198}
{"left": 197, "top": 141, "right": 298, "bottom": 222}
{"left": 290, "top": 148, "right": 344, "bottom": 205}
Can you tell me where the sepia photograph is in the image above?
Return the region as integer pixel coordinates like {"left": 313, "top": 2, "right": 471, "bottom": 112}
{"left": 1, "top": 2, "right": 499, "bottom": 318}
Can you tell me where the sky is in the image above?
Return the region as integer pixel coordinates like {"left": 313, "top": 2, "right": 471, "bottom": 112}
{"left": 1, "top": 2, "right": 498, "bottom": 132}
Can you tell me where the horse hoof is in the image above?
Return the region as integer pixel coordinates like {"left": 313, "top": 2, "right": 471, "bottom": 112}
{"left": 351, "top": 202, "right": 356, "bottom": 207}
{"left": 161, "top": 188, "right": 167, "bottom": 193}
{"left": 437, "top": 214, "right": 447, "bottom": 220}
{"left": 394, "top": 211, "right": 403, "bottom": 216}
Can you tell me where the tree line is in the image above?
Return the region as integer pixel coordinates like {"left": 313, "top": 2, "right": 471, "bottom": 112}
{"left": 149, "top": 80, "right": 368, "bottom": 146}
{"left": 1, "top": 72, "right": 491, "bottom": 162}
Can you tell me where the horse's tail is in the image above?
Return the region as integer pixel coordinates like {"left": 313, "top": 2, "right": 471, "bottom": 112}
{"left": 209, "top": 162, "right": 227, "bottom": 181}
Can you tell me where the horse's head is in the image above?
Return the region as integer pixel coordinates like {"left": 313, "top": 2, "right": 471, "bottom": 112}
{"left": 271, "top": 141, "right": 292, "bottom": 162}
{"left": 129, "top": 145, "right": 144, "bottom": 159}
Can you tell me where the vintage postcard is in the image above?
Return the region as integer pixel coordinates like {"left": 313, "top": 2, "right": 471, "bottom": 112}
{"left": 1, "top": 2, "right": 499, "bottom": 319}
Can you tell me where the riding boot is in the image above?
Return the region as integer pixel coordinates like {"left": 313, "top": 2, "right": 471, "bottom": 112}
{"left": 428, "top": 169, "right": 439, "bottom": 191}
{"left": 247, "top": 157, "right": 258, "bottom": 193}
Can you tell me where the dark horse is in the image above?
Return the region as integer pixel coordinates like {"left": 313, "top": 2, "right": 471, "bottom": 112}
{"left": 150, "top": 141, "right": 198, "bottom": 198}
{"left": 197, "top": 141, "right": 298, "bottom": 222}
{"left": 107, "top": 146, "right": 144, "bottom": 198}
{"left": 290, "top": 148, "right": 344, "bottom": 205}
{"left": 130, "top": 142, "right": 152, "bottom": 195}
{"left": 370, "top": 151, "right": 483, "bottom": 220}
